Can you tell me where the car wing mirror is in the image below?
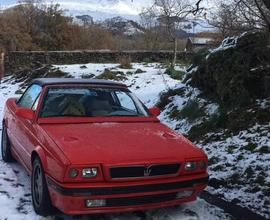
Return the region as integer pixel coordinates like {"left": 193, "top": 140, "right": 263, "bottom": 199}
{"left": 16, "top": 108, "right": 35, "bottom": 121}
{"left": 149, "top": 107, "right": 161, "bottom": 117}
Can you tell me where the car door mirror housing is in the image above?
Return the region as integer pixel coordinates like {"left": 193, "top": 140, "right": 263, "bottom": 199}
{"left": 149, "top": 107, "right": 161, "bottom": 117}
{"left": 16, "top": 108, "right": 35, "bottom": 121}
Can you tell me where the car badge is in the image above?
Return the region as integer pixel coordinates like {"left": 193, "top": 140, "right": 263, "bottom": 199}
{"left": 144, "top": 166, "right": 152, "bottom": 177}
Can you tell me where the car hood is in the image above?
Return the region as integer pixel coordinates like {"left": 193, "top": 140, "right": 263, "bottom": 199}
{"left": 40, "top": 122, "right": 206, "bottom": 165}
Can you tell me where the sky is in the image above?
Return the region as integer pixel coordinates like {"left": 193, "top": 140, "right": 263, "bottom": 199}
{"left": 0, "top": 0, "right": 153, "bottom": 18}
{"left": 0, "top": 0, "right": 216, "bottom": 25}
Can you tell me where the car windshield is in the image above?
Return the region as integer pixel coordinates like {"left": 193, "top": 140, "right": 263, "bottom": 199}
{"left": 40, "top": 87, "right": 150, "bottom": 118}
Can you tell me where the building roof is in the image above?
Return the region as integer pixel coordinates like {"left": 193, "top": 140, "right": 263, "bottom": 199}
{"left": 32, "top": 78, "right": 127, "bottom": 87}
{"left": 189, "top": 37, "right": 213, "bottom": 45}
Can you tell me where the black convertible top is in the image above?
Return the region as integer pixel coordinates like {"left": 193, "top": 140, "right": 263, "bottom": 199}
{"left": 32, "top": 78, "right": 127, "bottom": 87}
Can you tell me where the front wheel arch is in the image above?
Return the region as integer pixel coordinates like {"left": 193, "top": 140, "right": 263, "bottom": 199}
{"left": 31, "top": 147, "right": 48, "bottom": 172}
{"left": 31, "top": 156, "right": 54, "bottom": 216}
{"left": 1, "top": 120, "right": 14, "bottom": 162}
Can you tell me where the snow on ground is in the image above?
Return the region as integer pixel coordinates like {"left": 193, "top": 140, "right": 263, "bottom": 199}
{"left": 202, "top": 124, "right": 270, "bottom": 217}
{"left": 54, "top": 63, "right": 178, "bottom": 107}
{"left": 160, "top": 84, "right": 270, "bottom": 218}
{"left": 0, "top": 63, "right": 232, "bottom": 220}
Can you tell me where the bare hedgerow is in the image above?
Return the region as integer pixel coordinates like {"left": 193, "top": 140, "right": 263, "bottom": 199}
{"left": 118, "top": 56, "right": 132, "bottom": 69}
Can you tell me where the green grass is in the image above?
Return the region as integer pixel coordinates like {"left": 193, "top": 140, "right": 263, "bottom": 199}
{"left": 208, "top": 156, "right": 218, "bottom": 166}
{"left": 15, "top": 89, "right": 24, "bottom": 95}
{"left": 237, "top": 154, "right": 244, "bottom": 160}
{"left": 176, "top": 59, "right": 192, "bottom": 67}
{"left": 242, "top": 143, "right": 257, "bottom": 152}
{"left": 244, "top": 167, "right": 255, "bottom": 179}
{"left": 169, "top": 106, "right": 182, "bottom": 120}
{"left": 227, "top": 145, "right": 237, "bottom": 154}
{"left": 258, "top": 146, "right": 269, "bottom": 154}
{"left": 212, "top": 165, "right": 225, "bottom": 171}
{"left": 255, "top": 172, "right": 266, "bottom": 186}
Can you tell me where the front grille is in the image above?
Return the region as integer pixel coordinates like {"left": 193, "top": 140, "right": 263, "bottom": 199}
{"left": 105, "top": 192, "right": 177, "bottom": 207}
{"left": 47, "top": 176, "right": 209, "bottom": 196}
{"left": 110, "top": 163, "right": 180, "bottom": 179}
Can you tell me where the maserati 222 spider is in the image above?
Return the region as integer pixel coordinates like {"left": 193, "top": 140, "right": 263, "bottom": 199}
{"left": 1, "top": 78, "right": 208, "bottom": 216}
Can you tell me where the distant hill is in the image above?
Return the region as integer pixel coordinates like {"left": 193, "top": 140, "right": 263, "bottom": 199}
{"left": 102, "top": 16, "right": 144, "bottom": 36}
{"left": 1, "top": 0, "right": 215, "bottom": 34}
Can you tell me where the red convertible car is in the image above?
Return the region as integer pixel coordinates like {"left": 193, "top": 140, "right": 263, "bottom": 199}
{"left": 1, "top": 78, "right": 208, "bottom": 216}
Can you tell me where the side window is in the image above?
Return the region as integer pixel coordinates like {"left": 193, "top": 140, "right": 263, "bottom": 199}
{"left": 18, "top": 84, "right": 42, "bottom": 109}
{"left": 115, "top": 91, "right": 138, "bottom": 113}
{"left": 32, "top": 95, "right": 41, "bottom": 111}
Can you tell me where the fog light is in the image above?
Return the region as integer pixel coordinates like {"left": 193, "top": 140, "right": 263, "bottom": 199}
{"left": 86, "top": 199, "right": 106, "bottom": 207}
{"left": 185, "top": 162, "right": 197, "bottom": 171}
{"left": 176, "top": 190, "right": 193, "bottom": 199}
{"left": 82, "top": 168, "right": 98, "bottom": 178}
{"left": 70, "top": 168, "right": 79, "bottom": 178}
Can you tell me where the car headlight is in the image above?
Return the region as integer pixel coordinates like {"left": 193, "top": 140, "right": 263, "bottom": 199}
{"left": 69, "top": 168, "right": 79, "bottom": 178}
{"left": 82, "top": 168, "right": 98, "bottom": 178}
{"left": 184, "top": 161, "right": 197, "bottom": 171}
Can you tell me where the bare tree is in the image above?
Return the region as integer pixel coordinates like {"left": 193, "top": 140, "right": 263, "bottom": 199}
{"left": 213, "top": 0, "right": 270, "bottom": 36}
{"left": 261, "top": 0, "right": 270, "bottom": 11}
{"left": 17, "top": 0, "right": 46, "bottom": 35}
{"left": 143, "top": 0, "right": 195, "bottom": 68}
{"left": 140, "top": 8, "right": 167, "bottom": 50}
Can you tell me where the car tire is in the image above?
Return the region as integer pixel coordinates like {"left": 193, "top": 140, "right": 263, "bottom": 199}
{"left": 1, "top": 123, "right": 14, "bottom": 162}
{"left": 31, "top": 157, "right": 54, "bottom": 216}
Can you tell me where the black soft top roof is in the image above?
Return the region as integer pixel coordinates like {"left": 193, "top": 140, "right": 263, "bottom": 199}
{"left": 32, "top": 78, "right": 127, "bottom": 87}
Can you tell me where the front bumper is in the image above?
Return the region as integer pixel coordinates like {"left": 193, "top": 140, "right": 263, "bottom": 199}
{"left": 47, "top": 175, "right": 208, "bottom": 215}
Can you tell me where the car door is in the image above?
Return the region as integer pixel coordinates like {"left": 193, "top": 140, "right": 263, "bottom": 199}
{"left": 12, "top": 84, "right": 42, "bottom": 171}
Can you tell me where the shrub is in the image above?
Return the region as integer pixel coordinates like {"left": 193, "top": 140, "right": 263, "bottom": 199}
{"left": 187, "top": 108, "right": 228, "bottom": 141}
{"left": 258, "top": 146, "right": 269, "bottom": 154}
{"left": 81, "top": 74, "right": 95, "bottom": 79}
{"left": 156, "top": 88, "right": 186, "bottom": 110}
{"left": 142, "top": 58, "right": 151, "bottom": 64}
{"left": 191, "top": 48, "right": 210, "bottom": 66}
{"left": 95, "top": 69, "right": 127, "bottom": 81}
{"left": 189, "top": 32, "right": 270, "bottom": 108}
{"left": 119, "top": 57, "right": 132, "bottom": 69}
{"left": 165, "top": 67, "right": 185, "bottom": 80}
{"left": 135, "top": 69, "right": 146, "bottom": 74}
{"left": 244, "top": 167, "right": 255, "bottom": 179}
{"left": 180, "top": 100, "right": 205, "bottom": 122}
{"left": 242, "top": 143, "right": 257, "bottom": 152}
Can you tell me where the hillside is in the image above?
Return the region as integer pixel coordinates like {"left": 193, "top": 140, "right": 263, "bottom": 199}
{"left": 159, "top": 31, "right": 270, "bottom": 218}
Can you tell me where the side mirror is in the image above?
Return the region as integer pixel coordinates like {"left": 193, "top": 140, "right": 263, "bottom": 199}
{"left": 16, "top": 108, "right": 35, "bottom": 121}
{"left": 149, "top": 107, "right": 161, "bottom": 117}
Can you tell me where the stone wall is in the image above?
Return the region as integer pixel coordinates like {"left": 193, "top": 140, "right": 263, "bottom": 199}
{"left": 4, "top": 50, "right": 193, "bottom": 72}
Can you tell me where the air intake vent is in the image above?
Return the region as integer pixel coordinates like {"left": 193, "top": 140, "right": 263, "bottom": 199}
{"left": 110, "top": 163, "right": 180, "bottom": 179}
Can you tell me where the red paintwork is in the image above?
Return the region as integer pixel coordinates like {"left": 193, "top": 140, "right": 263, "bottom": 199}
{"left": 148, "top": 107, "right": 161, "bottom": 116}
{"left": 16, "top": 108, "right": 35, "bottom": 120}
{"left": 3, "top": 83, "right": 208, "bottom": 215}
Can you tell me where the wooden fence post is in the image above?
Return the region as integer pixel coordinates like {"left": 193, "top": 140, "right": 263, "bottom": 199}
{"left": 0, "top": 52, "right": 5, "bottom": 82}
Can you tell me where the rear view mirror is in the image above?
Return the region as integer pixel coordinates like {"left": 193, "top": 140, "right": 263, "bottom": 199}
{"left": 149, "top": 107, "right": 161, "bottom": 117}
{"left": 16, "top": 108, "right": 35, "bottom": 121}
